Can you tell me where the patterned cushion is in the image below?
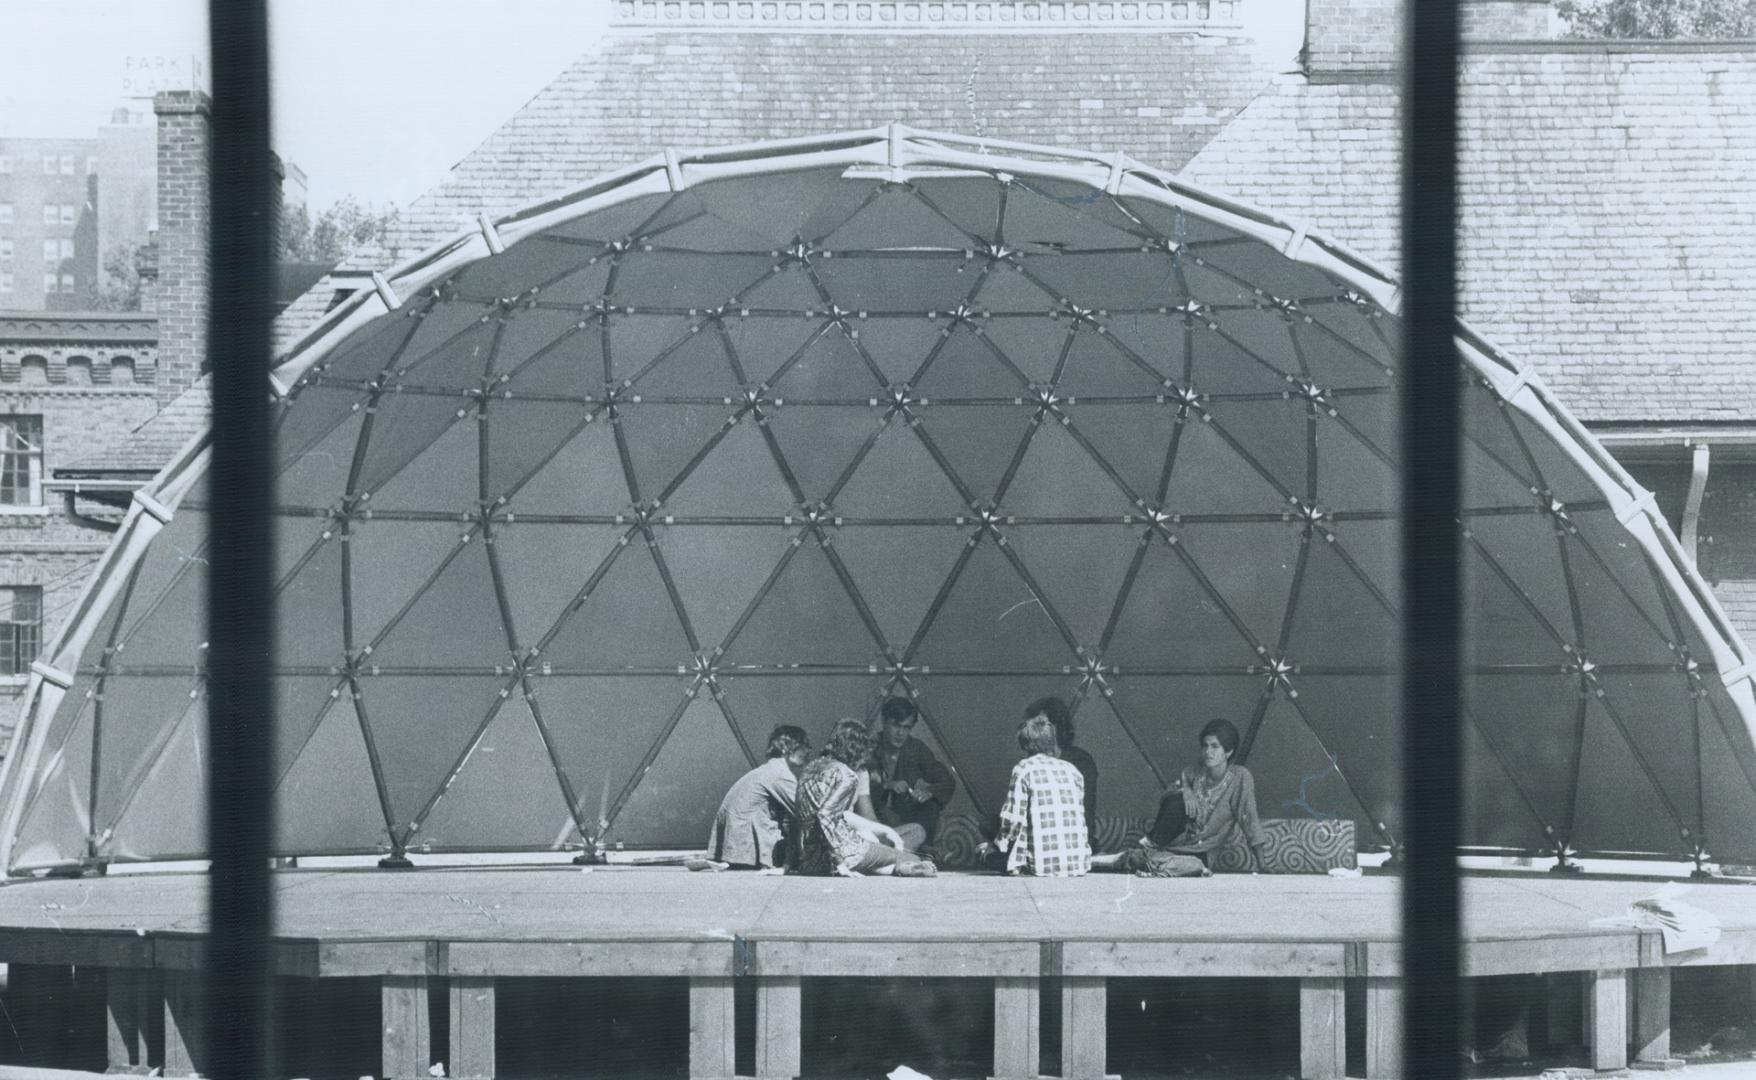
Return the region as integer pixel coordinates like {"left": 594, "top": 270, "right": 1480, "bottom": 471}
{"left": 933, "top": 813, "right": 1355, "bottom": 873}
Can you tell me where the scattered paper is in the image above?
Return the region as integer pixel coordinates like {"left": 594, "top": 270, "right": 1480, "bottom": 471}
{"left": 429, "top": 1064, "right": 446, "bottom": 1077}
{"left": 1327, "top": 866, "right": 1362, "bottom": 878}
{"left": 1588, "top": 882, "right": 1721, "bottom": 953}
{"left": 887, "top": 1067, "right": 934, "bottom": 1080}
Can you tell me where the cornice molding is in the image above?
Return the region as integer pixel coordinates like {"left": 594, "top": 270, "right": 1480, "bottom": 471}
{"left": 612, "top": 0, "right": 1243, "bottom": 32}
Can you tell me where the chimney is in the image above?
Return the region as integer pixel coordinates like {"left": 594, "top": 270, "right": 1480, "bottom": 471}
{"left": 152, "top": 90, "right": 210, "bottom": 407}
{"left": 135, "top": 233, "right": 160, "bottom": 315}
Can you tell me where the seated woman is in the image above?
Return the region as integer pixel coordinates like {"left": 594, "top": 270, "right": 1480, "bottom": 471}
{"left": 692, "top": 725, "right": 812, "bottom": 871}
{"left": 986, "top": 715, "right": 1090, "bottom": 877}
{"left": 1093, "top": 718, "right": 1269, "bottom": 877}
{"left": 792, "top": 718, "right": 938, "bottom": 877}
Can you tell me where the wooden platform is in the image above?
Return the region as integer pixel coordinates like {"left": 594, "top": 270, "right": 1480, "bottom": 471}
{"left": 0, "top": 868, "right": 1752, "bottom": 1079}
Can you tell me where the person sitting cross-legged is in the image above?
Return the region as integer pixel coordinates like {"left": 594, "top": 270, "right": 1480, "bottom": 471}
{"left": 691, "top": 725, "right": 812, "bottom": 872}
{"left": 983, "top": 715, "right": 1091, "bottom": 877}
{"left": 1092, "top": 718, "right": 1269, "bottom": 877}
{"left": 792, "top": 718, "right": 937, "bottom": 877}
{"left": 868, "top": 697, "right": 957, "bottom": 854}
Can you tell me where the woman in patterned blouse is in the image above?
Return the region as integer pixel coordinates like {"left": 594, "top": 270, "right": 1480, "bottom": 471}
{"left": 791, "top": 718, "right": 938, "bottom": 877}
{"left": 1093, "top": 718, "right": 1270, "bottom": 877}
{"left": 989, "top": 715, "right": 1091, "bottom": 877}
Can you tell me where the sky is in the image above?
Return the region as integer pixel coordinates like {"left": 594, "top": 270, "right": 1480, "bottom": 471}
{"left": 0, "top": 0, "right": 1300, "bottom": 213}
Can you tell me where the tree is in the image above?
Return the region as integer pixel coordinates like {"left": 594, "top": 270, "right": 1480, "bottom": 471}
{"left": 1557, "top": 0, "right": 1756, "bottom": 37}
{"left": 87, "top": 242, "right": 148, "bottom": 312}
{"left": 283, "top": 196, "right": 400, "bottom": 263}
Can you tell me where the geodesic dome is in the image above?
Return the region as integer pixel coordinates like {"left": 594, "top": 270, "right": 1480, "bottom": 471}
{"left": 2, "top": 128, "right": 1753, "bottom": 873}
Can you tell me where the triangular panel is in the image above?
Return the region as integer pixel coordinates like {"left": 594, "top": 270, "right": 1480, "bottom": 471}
{"left": 656, "top": 526, "right": 793, "bottom": 657}
{"left": 910, "top": 539, "right": 1074, "bottom": 671}
{"left": 271, "top": 691, "right": 390, "bottom": 854}
{"left": 604, "top": 696, "right": 753, "bottom": 848}
{"left": 720, "top": 540, "right": 883, "bottom": 668}
{"left": 832, "top": 525, "right": 969, "bottom": 653}
{"left": 1104, "top": 538, "right": 1263, "bottom": 670}
{"left": 539, "top": 543, "right": 695, "bottom": 671}
{"left": 1001, "top": 421, "right": 1141, "bottom": 518}
{"left": 662, "top": 420, "right": 798, "bottom": 518}
{"left": 367, "top": 541, "right": 512, "bottom": 670}
{"left": 413, "top": 698, "right": 575, "bottom": 851}
{"left": 355, "top": 674, "right": 511, "bottom": 834}
{"left": 107, "top": 702, "right": 208, "bottom": 860}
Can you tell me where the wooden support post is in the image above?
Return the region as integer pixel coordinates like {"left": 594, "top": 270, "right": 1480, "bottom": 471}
{"left": 689, "top": 976, "right": 737, "bottom": 1080}
{"left": 1061, "top": 976, "right": 1106, "bottom": 1080}
{"left": 1300, "top": 976, "right": 1346, "bottom": 1080}
{"left": 991, "top": 976, "right": 1040, "bottom": 1080}
{"left": 163, "top": 969, "right": 206, "bottom": 1078}
{"left": 755, "top": 976, "right": 801, "bottom": 1080}
{"left": 1590, "top": 969, "right": 1628, "bottom": 1072}
{"left": 1634, "top": 966, "right": 1672, "bottom": 1064}
{"left": 448, "top": 976, "right": 497, "bottom": 1080}
{"left": 382, "top": 975, "right": 431, "bottom": 1080}
{"left": 6, "top": 963, "right": 68, "bottom": 1066}
{"left": 1365, "top": 976, "right": 1403, "bottom": 1079}
{"left": 106, "top": 967, "right": 150, "bottom": 1070}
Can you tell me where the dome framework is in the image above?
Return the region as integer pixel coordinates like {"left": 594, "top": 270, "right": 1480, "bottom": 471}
{"left": 1, "top": 127, "right": 1752, "bottom": 873}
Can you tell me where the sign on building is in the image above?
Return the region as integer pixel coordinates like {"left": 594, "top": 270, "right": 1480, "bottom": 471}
{"left": 120, "top": 54, "right": 210, "bottom": 97}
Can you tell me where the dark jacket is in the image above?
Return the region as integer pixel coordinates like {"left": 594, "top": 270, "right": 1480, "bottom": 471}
{"left": 870, "top": 736, "right": 956, "bottom": 826}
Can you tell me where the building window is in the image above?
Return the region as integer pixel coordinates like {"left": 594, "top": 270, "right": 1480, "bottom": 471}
{"left": 0, "top": 204, "right": 12, "bottom": 224}
{"left": 0, "top": 587, "right": 43, "bottom": 678}
{"left": 86, "top": 157, "right": 97, "bottom": 176}
{"left": 60, "top": 272, "right": 75, "bottom": 292}
{"left": 41, "top": 155, "right": 55, "bottom": 175}
{"left": 0, "top": 417, "right": 44, "bottom": 508}
{"left": 42, "top": 205, "right": 58, "bottom": 226}
{"left": 59, "top": 155, "right": 74, "bottom": 176}
{"left": 0, "top": 156, "right": 10, "bottom": 174}
{"left": 0, "top": 239, "right": 11, "bottom": 260}
{"left": 43, "top": 239, "right": 58, "bottom": 264}
{"left": 60, "top": 204, "right": 76, "bottom": 226}
{"left": 59, "top": 239, "right": 74, "bottom": 261}
{"left": 0, "top": 272, "right": 11, "bottom": 293}
{"left": 43, "top": 272, "right": 57, "bottom": 293}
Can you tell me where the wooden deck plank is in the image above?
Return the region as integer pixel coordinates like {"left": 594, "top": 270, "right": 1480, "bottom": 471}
{"left": 688, "top": 976, "right": 737, "bottom": 1080}
{"left": 1300, "top": 976, "right": 1346, "bottom": 1080}
{"left": 1590, "top": 968, "right": 1629, "bottom": 1072}
{"left": 756, "top": 939, "right": 1037, "bottom": 977}
{"left": 1634, "top": 965, "right": 1671, "bottom": 1063}
{"left": 1365, "top": 976, "right": 1402, "bottom": 1080}
{"left": 448, "top": 940, "right": 732, "bottom": 977}
{"left": 380, "top": 975, "right": 431, "bottom": 1080}
{"left": 755, "top": 976, "right": 802, "bottom": 1080}
{"left": 1061, "top": 976, "right": 1107, "bottom": 1080}
{"left": 1062, "top": 939, "right": 1347, "bottom": 977}
{"left": 447, "top": 976, "right": 496, "bottom": 1080}
{"left": 992, "top": 976, "right": 1040, "bottom": 1080}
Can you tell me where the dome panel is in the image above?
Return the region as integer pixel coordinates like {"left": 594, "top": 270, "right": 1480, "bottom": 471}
{"left": 1098, "top": 538, "right": 1262, "bottom": 670}
{"left": 272, "top": 692, "right": 393, "bottom": 854}
{"left": 14, "top": 136, "right": 1749, "bottom": 868}
{"left": 413, "top": 699, "right": 575, "bottom": 851}
{"left": 910, "top": 540, "right": 1074, "bottom": 671}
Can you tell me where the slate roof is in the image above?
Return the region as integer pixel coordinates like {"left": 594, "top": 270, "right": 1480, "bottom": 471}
{"left": 1183, "top": 43, "right": 1756, "bottom": 423}
{"left": 276, "top": 26, "right": 1270, "bottom": 353}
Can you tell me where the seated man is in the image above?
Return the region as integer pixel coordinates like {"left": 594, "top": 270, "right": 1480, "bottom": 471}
{"left": 990, "top": 715, "right": 1090, "bottom": 877}
{"left": 693, "top": 725, "right": 811, "bottom": 871}
{"left": 869, "top": 697, "right": 957, "bottom": 850}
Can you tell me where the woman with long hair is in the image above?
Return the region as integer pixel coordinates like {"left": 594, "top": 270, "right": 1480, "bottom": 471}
{"left": 792, "top": 718, "right": 938, "bottom": 877}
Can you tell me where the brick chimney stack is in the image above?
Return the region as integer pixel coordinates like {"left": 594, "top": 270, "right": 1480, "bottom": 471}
{"left": 152, "top": 90, "right": 210, "bottom": 408}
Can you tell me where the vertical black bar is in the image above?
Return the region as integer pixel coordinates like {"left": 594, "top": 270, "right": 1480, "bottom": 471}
{"left": 1403, "top": 0, "right": 1462, "bottom": 1075}
{"left": 207, "top": 5, "right": 275, "bottom": 1080}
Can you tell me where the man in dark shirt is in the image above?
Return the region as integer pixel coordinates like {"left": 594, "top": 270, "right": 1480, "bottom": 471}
{"left": 869, "top": 697, "right": 957, "bottom": 848}
{"left": 1023, "top": 696, "right": 1098, "bottom": 826}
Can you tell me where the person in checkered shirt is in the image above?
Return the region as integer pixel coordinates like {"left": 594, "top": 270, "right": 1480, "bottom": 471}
{"left": 989, "top": 715, "right": 1091, "bottom": 877}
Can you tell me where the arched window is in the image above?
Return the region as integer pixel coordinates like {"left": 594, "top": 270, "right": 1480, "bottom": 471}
{"left": 111, "top": 356, "right": 136, "bottom": 385}
{"left": 65, "top": 356, "right": 93, "bottom": 386}
{"left": 18, "top": 356, "right": 48, "bottom": 386}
